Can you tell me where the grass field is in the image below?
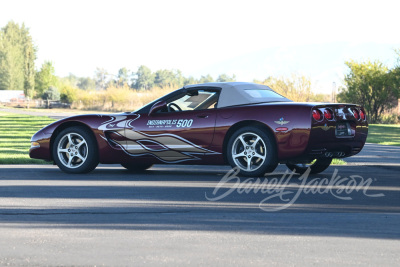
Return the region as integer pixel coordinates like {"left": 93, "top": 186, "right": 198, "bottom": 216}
{"left": 367, "top": 124, "right": 400, "bottom": 146}
{"left": 331, "top": 158, "right": 346, "bottom": 165}
{"left": 0, "top": 112, "right": 55, "bottom": 164}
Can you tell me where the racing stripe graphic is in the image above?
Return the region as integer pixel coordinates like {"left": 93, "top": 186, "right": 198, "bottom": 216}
{"left": 98, "top": 115, "right": 130, "bottom": 130}
{"left": 99, "top": 115, "right": 218, "bottom": 163}
{"left": 124, "top": 139, "right": 195, "bottom": 162}
{"left": 113, "top": 130, "right": 217, "bottom": 163}
{"left": 124, "top": 130, "right": 211, "bottom": 153}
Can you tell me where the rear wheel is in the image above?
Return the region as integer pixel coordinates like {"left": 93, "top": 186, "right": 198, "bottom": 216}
{"left": 121, "top": 163, "right": 153, "bottom": 172}
{"left": 52, "top": 126, "right": 99, "bottom": 174}
{"left": 286, "top": 158, "right": 332, "bottom": 174}
{"left": 227, "top": 126, "right": 278, "bottom": 177}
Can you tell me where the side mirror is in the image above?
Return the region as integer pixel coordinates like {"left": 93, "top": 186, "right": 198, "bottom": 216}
{"left": 148, "top": 100, "right": 167, "bottom": 116}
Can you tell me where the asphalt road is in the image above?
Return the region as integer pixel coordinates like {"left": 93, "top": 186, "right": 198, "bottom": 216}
{"left": 0, "top": 144, "right": 399, "bottom": 266}
{"left": 0, "top": 107, "right": 80, "bottom": 120}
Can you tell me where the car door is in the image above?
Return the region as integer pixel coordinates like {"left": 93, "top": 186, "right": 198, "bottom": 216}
{"left": 122, "top": 89, "right": 219, "bottom": 162}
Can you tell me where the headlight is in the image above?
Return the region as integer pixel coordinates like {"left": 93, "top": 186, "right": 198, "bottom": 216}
{"left": 31, "top": 142, "right": 40, "bottom": 148}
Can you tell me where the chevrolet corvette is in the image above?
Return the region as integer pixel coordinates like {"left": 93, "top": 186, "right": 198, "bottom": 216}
{"left": 30, "top": 82, "right": 368, "bottom": 176}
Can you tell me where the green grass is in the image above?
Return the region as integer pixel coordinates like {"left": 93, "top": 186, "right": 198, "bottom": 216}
{"left": 0, "top": 112, "right": 56, "bottom": 164}
{"left": 366, "top": 124, "right": 400, "bottom": 146}
{"left": 332, "top": 158, "right": 346, "bottom": 165}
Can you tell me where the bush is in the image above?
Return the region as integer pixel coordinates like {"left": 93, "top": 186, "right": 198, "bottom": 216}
{"left": 60, "top": 85, "right": 79, "bottom": 104}
{"left": 378, "top": 114, "right": 400, "bottom": 124}
{"left": 71, "top": 84, "right": 177, "bottom": 112}
{"left": 42, "top": 86, "right": 60, "bottom": 101}
{"left": 256, "top": 74, "right": 321, "bottom": 102}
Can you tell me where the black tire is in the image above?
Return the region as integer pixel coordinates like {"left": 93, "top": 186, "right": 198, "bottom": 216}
{"left": 227, "top": 126, "right": 278, "bottom": 177}
{"left": 52, "top": 126, "right": 99, "bottom": 174}
{"left": 286, "top": 158, "right": 332, "bottom": 174}
{"left": 121, "top": 163, "right": 153, "bottom": 172}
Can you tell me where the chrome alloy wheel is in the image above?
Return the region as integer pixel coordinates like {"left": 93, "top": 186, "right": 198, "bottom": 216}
{"left": 57, "top": 133, "right": 88, "bottom": 169}
{"left": 231, "top": 132, "right": 267, "bottom": 172}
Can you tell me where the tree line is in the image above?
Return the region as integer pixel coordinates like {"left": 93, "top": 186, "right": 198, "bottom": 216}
{"left": 63, "top": 66, "right": 236, "bottom": 91}
{"left": 0, "top": 21, "right": 236, "bottom": 99}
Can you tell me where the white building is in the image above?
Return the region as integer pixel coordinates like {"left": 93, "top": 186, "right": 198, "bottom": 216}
{"left": 0, "top": 90, "right": 25, "bottom": 103}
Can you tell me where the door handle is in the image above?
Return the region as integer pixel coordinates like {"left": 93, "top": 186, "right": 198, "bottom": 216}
{"left": 197, "top": 114, "right": 209, "bottom": 118}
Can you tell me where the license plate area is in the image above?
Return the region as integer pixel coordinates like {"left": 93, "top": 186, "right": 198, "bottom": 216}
{"left": 335, "top": 122, "right": 352, "bottom": 137}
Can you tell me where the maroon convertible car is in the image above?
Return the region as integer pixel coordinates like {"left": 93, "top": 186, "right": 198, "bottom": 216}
{"left": 30, "top": 82, "right": 368, "bottom": 176}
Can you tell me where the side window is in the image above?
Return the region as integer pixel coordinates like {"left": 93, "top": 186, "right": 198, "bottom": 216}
{"left": 167, "top": 90, "right": 219, "bottom": 112}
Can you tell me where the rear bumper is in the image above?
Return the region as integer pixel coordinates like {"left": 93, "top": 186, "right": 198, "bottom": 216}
{"left": 303, "top": 121, "right": 368, "bottom": 160}
{"left": 306, "top": 139, "right": 366, "bottom": 158}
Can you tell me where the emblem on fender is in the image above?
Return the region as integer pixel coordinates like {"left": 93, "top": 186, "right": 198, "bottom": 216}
{"left": 274, "top": 117, "right": 289, "bottom": 125}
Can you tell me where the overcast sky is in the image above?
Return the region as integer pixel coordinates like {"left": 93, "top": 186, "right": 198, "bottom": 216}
{"left": 1, "top": 0, "right": 399, "bottom": 93}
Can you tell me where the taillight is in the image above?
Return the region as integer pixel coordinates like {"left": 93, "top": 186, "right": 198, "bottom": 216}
{"left": 324, "top": 109, "right": 333, "bottom": 120}
{"left": 360, "top": 109, "right": 366, "bottom": 120}
{"left": 353, "top": 109, "right": 360, "bottom": 120}
{"left": 312, "top": 109, "right": 323, "bottom": 121}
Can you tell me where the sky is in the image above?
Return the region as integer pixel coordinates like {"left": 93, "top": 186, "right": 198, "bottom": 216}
{"left": 1, "top": 0, "right": 400, "bottom": 93}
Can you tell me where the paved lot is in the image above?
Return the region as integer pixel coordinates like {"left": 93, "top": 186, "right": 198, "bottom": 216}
{"left": 0, "top": 143, "right": 399, "bottom": 266}
{"left": 0, "top": 107, "right": 79, "bottom": 119}
{"left": 346, "top": 143, "right": 400, "bottom": 166}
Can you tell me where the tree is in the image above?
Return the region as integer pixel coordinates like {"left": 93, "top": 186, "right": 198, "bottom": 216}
{"left": 154, "top": 69, "right": 176, "bottom": 87}
{"left": 338, "top": 60, "right": 399, "bottom": 123}
{"left": 35, "top": 61, "right": 58, "bottom": 96}
{"left": 77, "top": 77, "right": 96, "bottom": 90}
{"left": 217, "top": 73, "right": 236, "bottom": 82}
{"left": 393, "top": 49, "right": 400, "bottom": 91}
{"left": 184, "top": 76, "right": 197, "bottom": 86}
{"left": 95, "top": 67, "right": 108, "bottom": 90}
{"left": 133, "top": 65, "right": 154, "bottom": 90}
{"left": 0, "top": 35, "right": 24, "bottom": 91}
{"left": 117, "top": 67, "right": 130, "bottom": 87}
{"left": 61, "top": 73, "right": 79, "bottom": 87}
{"left": 42, "top": 86, "right": 60, "bottom": 101}
{"left": 155, "top": 69, "right": 185, "bottom": 87}
{"left": 257, "top": 74, "right": 313, "bottom": 102}
{"left": 199, "top": 74, "right": 214, "bottom": 83}
{"left": 59, "top": 74, "right": 96, "bottom": 91}
{"left": 21, "top": 25, "right": 36, "bottom": 99}
{"left": 173, "top": 69, "right": 185, "bottom": 87}
{"left": 60, "top": 85, "right": 78, "bottom": 104}
{"left": 0, "top": 21, "right": 36, "bottom": 95}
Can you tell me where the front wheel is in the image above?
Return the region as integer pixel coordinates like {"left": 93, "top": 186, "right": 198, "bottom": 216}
{"left": 227, "top": 126, "right": 278, "bottom": 177}
{"left": 286, "top": 158, "right": 332, "bottom": 174}
{"left": 52, "top": 126, "right": 99, "bottom": 174}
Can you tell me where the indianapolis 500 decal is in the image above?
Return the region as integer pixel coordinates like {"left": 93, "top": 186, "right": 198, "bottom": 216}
{"left": 98, "top": 115, "right": 218, "bottom": 163}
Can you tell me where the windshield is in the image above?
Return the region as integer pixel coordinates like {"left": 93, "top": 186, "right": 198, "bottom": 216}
{"left": 132, "top": 89, "right": 182, "bottom": 113}
{"left": 170, "top": 90, "right": 218, "bottom": 111}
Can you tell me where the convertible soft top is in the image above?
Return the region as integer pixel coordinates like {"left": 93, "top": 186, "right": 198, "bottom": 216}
{"left": 184, "top": 82, "right": 292, "bottom": 108}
